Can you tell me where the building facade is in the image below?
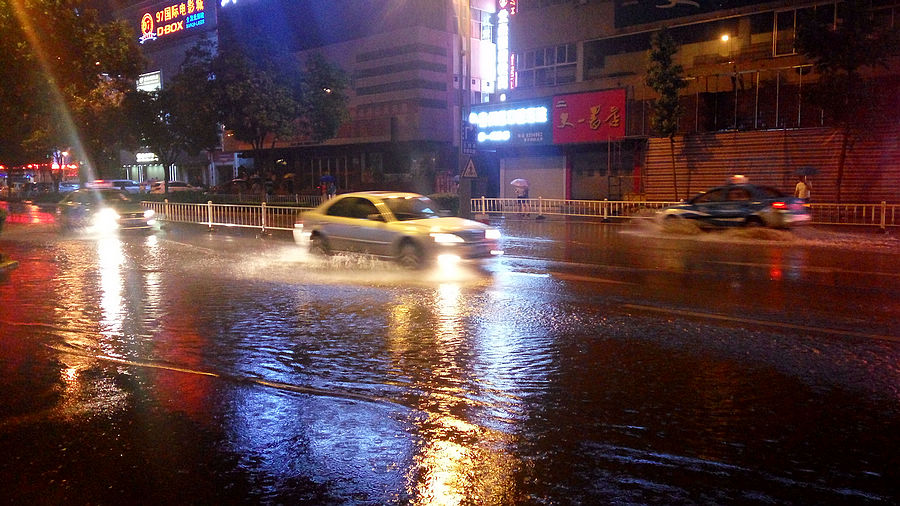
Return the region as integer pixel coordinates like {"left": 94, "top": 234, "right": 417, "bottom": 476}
{"left": 116, "top": 0, "right": 220, "bottom": 185}
{"left": 113, "top": 0, "right": 500, "bottom": 193}
{"left": 472, "top": 0, "right": 900, "bottom": 203}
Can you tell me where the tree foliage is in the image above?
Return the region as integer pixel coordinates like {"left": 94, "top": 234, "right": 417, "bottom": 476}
{"left": 795, "top": 0, "right": 899, "bottom": 203}
{"left": 298, "top": 53, "right": 351, "bottom": 143}
{"left": 646, "top": 28, "right": 687, "bottom": 199}
{"left": 125, "top": 38, "right": 220, "bottom": 193}
{"left": 212, "top": 46, "right": 300, "bottom": 165}
{"left": 0, "top": 0, "right": 144, "bottom": 174}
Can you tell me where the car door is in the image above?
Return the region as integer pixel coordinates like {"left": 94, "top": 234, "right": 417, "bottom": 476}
{"left": 690, "top": 188, "right": 727, "bottom": 225}
{"left": 320, "top": 197, "right": 383, "bottom": 253}
{"left": 347, "top": 198, "right": 392, "bottom": 256}
{"left": 718, "top": 186, "right": 753, "bottom": 225}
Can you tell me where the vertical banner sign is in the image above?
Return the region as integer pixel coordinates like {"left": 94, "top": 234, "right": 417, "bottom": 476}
{"left": 496, "top": 0, "right": 517, "bottom": 91}
{"left": 552, "top": 89, "right": 627, "bottom": 144}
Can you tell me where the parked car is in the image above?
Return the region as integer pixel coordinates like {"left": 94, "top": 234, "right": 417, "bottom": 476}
{"left": 58, "top": 188, "right": 156, "bottom": 231}
{"left": 293, "top": 191, "right": 503, "bottom": 269}
{"left": 150, "top": 181, "right": 203, "bottom": 193}
{"left": 58, "top": 181, "right": 80, "bottom": 193}
{"left": 87, "top": 179, "right": 141, "bottom": 194}
{"left": 212, "top": 178, "right": 250, "bottom": 194}
{"left": 661, "top": 181, "right": 811, "bottom": 229}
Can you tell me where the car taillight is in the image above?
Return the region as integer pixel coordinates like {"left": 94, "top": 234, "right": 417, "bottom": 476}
{"left": 771, "top": 201, "right": 787, "bottom": 210}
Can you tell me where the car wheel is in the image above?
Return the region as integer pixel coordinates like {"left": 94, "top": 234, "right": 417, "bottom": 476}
{"left": 396, "top": 241, "right": 425, "bottom": 270}
{"left": 745, "top": 217, "right": 764, "bottom": 228}
{"left": 309, "top": 234, "right": 330, "bottom": 255}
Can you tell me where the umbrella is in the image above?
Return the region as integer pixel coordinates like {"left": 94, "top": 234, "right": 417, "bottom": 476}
{"left": 795, "top": 166, "right": 819, "bottom": 176}
{"left": 510, "top": 178, "right": 529, "bottom": 187}
{"left": 320, "top": 174, "right": 336, "bottom": 183}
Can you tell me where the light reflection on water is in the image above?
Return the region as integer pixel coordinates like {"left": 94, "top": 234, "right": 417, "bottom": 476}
{"left": 2, "top": 221, "right": 898, "bottom": 503}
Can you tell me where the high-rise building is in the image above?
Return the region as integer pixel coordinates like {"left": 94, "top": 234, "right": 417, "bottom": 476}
{"left": 471, "top": 0, "right": 900, "bottom": 203}
{"left": 116, "top": 0, "right": 501, "bottom": 194}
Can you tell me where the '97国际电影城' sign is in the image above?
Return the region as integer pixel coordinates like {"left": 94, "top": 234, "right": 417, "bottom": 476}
{"left": 139, "top": 0, "right": 210, "bottom": 44}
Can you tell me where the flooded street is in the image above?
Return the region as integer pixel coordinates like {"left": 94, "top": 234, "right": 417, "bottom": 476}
{"left": 1, "top": 205, "right": 899, "bottom": 504}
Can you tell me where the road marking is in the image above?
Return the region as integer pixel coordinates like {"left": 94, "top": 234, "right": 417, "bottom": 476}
{"left": 551, "top": 272, "right": 637, "bottom": 285}
{"left": 46, "top": 344, "right": 395, "bottom": 405}
{"left": 621, "top": 304, "right": 900, "bottom": 343}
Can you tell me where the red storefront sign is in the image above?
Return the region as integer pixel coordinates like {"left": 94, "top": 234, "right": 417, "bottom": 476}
{"left": 552, "top": 88, "right": 626, "bottom": 144}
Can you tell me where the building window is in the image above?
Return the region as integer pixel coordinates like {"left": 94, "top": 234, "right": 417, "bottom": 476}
{"left": 471, "top": 8, "right": 493, "bottom": 41}
{"left": 774, "top": 3, "right": 836, "bottom": 57}
{"left": 520, "top": 0, "right": 575, "bottom": 10}
{"left": 517, "top": 43, "right": 577, "bottom": 88}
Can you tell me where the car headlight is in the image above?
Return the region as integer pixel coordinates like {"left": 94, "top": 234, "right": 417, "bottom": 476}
{"left": 143, "top": 209, "right": 156, "bottom": 219}
{"left": 92, "top": 208, "right": 120, "bottom": 228}
{"left": 484, "top": 228, "right": 501, "bottom": 240}
{"left": 430, "top": 232, "right": 464, "bottom": 244}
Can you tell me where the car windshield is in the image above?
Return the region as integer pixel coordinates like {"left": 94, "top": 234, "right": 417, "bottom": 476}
{"left": 383, "top": 196, "right": 440, "bottom": 221}
{"left": 97, "top": 190, "right": 132, "bottom": 202}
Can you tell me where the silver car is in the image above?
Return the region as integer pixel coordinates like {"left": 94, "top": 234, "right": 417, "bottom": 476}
{"left": 293, "top": 191, "right": 503, "bottom": 268}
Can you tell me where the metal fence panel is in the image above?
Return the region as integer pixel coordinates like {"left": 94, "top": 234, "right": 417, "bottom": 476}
{"left": 141, "top": 199, "right": 898, "bottom": 232}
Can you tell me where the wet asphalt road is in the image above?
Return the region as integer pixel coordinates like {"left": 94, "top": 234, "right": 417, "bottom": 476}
{"left": 1, "top": 205, "right": 899, "bottom": 505}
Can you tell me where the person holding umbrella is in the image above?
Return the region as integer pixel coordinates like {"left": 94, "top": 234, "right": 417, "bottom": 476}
{"left": 794, "top": 175, "right": 811, "bottom": 202}
{"left": 794, "top": 167, "right": 816, "bottom": 202}
{"left": 321, "top": 174, "right": 337, "bottom": 199}
{"left": 510, "top": 178, "right": 529, "bottom": 215}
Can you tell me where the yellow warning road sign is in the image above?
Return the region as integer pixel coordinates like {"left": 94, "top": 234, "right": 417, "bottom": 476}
{"left": 461, "top": 158, "right": 477, "bottom": 178}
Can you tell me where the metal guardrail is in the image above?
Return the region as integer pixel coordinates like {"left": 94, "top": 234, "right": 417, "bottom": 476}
{"left": 807, "top": 202, "right": 898, "bottom": 228}
{"left": 141, "top": 198, "right": 900, "bottom": 232}
{"left": 470, "top": 197, "right": 680, "bottom": 220}
{"left": 142, "top": 200, "right": 311, "bottom": 232}
{"left": 470, "top": 197, "right": 899, "bottom": 229}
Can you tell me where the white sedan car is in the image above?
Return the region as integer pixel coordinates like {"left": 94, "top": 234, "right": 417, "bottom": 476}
{"left": 293, "top": 191, "right": 503, "bottom": 269}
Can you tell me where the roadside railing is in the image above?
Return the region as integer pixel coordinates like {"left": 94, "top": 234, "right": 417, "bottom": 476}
{"left": 470, "top": 197, "right": 680, "bottom": 220}
{"left": 143, "top": 200, "right": 311, "bottom": 232}
{"left": 807, "top": 202, "right": 896, "bottom": 228}
{"left": 470, "top": 197, "right": 899, "bottom": 229}
{"left": 140, "top": 198, "right": 900, "bottom": 232}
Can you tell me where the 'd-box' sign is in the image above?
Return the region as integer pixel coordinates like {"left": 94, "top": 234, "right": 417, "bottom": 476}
{"left": 138, "top": 0, "right": 214, "bottom": 45}
{"left": 551, "top": 88, "right": 626, "bottom": 144}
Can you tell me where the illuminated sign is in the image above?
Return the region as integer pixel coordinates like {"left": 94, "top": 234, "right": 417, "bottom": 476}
{"left": 137, "top": 71, "right": 162, "bottom": 92}
{"left": 469, "top": 99, "right": 552, "bottom": 146}
{"left": 552, "top": 89, "right": 627, "bottom": 144}
{"left": 139, "top": 0, "right": 208, "bottom": 44}
{"left": 496, "top": 0, "right": 517, "bottom": 90}
{"left": 136, "top": 152, "right": 160, "bottom": 163}
{"left": 468, "top": 106, "right": 548, "bottom": 128}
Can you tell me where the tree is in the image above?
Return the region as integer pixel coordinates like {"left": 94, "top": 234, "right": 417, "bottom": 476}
{"left": 795, "top": 0, "right": 899, "bottom": 203}
{"left": 645, "top": 28, "right": 687, "bottom": 200}
{"left": 298, "top": 53, "right": 351, "bottom": 143}
{"left": 211, "top": 47, "right": 300, "bottom": 172}
{"left": 211, "top": 8, "right": 350, "bottom": 172}
{"left": 125, "top": 41, "right": 220, "bottom": 193}
{"left": 0, "top": 0, "right": 143, "bottom": 176}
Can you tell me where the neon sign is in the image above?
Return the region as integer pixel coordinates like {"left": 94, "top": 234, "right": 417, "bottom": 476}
{"left": 497, "top": 0, "right": 517, "bottom": 90}
{"left": 468, "top": 106, "right": 548, "bottom": 128}
{"left": 139, "top": 0, "right": 207, "bottom": 44}
{"left": 469, "top": 100, "right": 551, "bottom": 145}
